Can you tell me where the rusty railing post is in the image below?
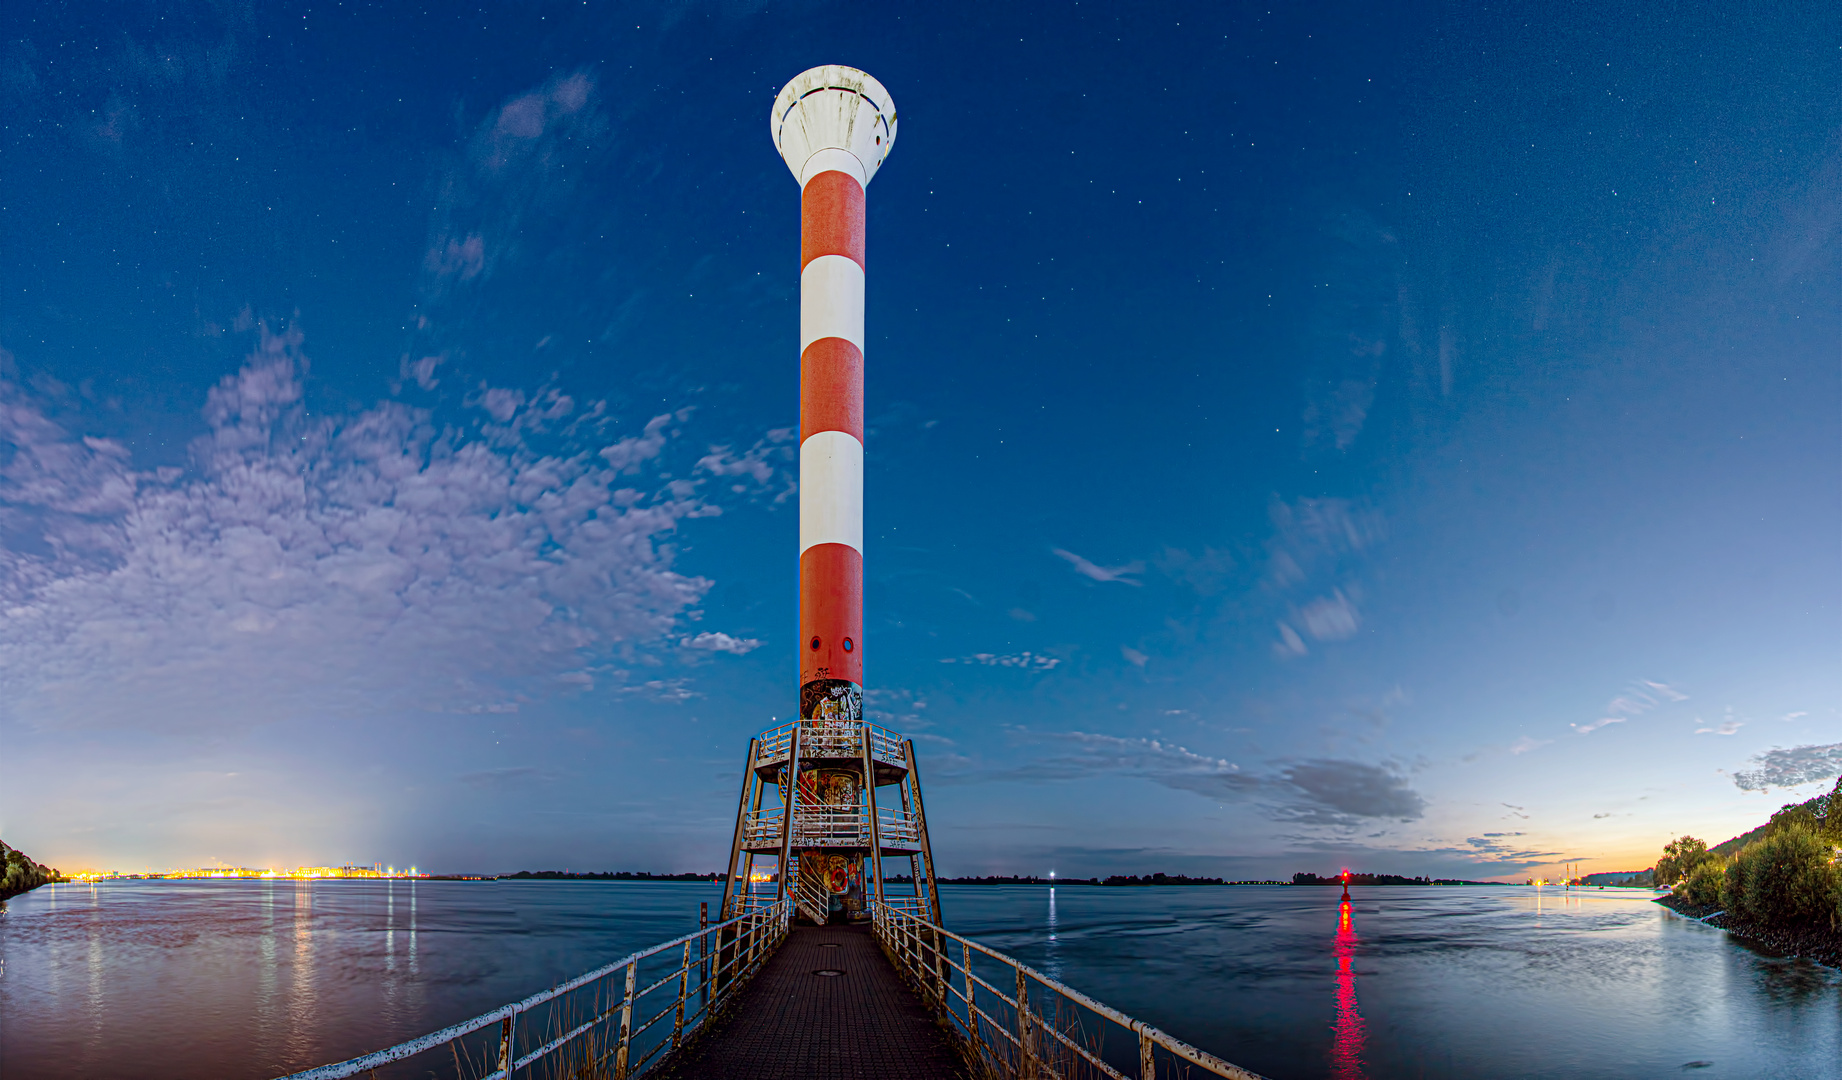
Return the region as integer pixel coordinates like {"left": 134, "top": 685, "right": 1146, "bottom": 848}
{"left": 964, "top": 938, "right": 983, "bottom": 1067}
{"left": 699, "top": 901, "right": 709, "bottom": 1011}
{"left": 498, "top": 1014, "right": 514, "bottom": 1080}
{"left": 1139, "top": 1027, "right": 1156, "bottom": 1080}
{"left": 613, "top": 959, "right": 637, "bottom": 1079}
{"left": 1015, "top": 964, "right": 1034, "bottom": 1080}
{"left": 673, "top": 939, "right": 691, "bottom": 1048}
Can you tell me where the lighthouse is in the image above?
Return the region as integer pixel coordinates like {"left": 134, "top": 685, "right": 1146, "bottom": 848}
{"left": 715, "top": 67, "right": 939, "bottom": 929}
{"left": 777, "top": 64, "right": 892, "bottom": 737}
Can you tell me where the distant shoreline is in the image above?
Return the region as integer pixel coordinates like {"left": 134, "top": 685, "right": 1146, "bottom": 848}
{"left": 43, "top": 870, "right": 1563, "bottom": 888}
{"left": 1655, "top": 893, "right": 1842, "bottom": 970}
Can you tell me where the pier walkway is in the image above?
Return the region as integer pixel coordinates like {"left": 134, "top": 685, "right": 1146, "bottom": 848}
{"left": 651, "top": 923, "right": 967, "bottom": 1080}
{"left": 276, "top": 900, "right": 1267, "bottom": 1080}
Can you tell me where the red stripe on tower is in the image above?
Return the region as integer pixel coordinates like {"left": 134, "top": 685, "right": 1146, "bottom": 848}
{"left": 772, "top": 67, "right": 896, "bottom": 724}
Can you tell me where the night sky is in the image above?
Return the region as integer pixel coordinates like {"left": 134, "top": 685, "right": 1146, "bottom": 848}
{"left": 3, "top": 2, "right": 1837, "bottom": 879}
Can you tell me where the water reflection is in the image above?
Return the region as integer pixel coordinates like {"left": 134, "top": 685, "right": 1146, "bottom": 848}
{"left": 258, "top": 879, "right": 277, "bottom": 1055}
{"left": 1044, "top": 887, "right": 1061, "bottom": 979}
{"left": 1331, "top": 892, "right": 1365, "bottom": 1079}
{"left": 86, "top": 884, "right": 105, "bottom": 1063}
{"left": 288, "top": 879, "right": 315, "bottom": 1062}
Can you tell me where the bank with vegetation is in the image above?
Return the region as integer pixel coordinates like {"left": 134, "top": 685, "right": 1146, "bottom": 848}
{"left": 2, "top": 841, "right": 65, "bottom": 903}
{"left": 1651, "top": 776, "right": 1842, "bottom": 969}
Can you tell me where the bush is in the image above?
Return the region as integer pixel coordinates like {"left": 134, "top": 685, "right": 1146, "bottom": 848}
{"left": 1679, "top": 858, "right": 1727, "bottom": 906}
{"left": 1723, "top": 824, "right": 1841, "bottom": 928}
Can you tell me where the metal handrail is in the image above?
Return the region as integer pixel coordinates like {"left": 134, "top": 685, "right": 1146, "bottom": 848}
{"left": 871, "top": 902, "right": 1269, "bottom": 1080}
{"left": 742, "top": 803, "right": 923, "bottom": 849}
{"left": 754, "top": 719, "right": 907, "bottom": 770}
{"left": 275, "top": 899, "right": 791, "bottom": 1080}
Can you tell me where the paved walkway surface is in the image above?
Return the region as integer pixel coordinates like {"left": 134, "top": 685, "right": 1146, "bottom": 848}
{"left": 652, "top": 923, "right": 968, "bottom": 1080}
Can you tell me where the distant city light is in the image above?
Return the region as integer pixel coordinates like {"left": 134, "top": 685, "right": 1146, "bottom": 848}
{"left": 67, "top": 864, "right": 429, "bottom": 882}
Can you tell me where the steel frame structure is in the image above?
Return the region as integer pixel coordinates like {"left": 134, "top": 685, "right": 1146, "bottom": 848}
{"left": 717, "top": 720, "right": 942, "bottom": 927}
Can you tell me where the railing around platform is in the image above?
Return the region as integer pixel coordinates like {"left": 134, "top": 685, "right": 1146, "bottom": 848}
{"left": 754, "top": 718, "right": 906, "bottom": 772}
{"left": 741, "top": 802, "right": 922, "bottom": 850}
{"left": 872, "top": 902, "right": 1268, "bottom": 1080}
{"left": 276, "top": 899, "right": 790, "bottom": 1080}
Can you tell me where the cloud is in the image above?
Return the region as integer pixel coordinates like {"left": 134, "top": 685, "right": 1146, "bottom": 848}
{"left": 400, "top": 354, "right": 446, "bottom": 391}
{"left": 864, "top": 687, "right": 930, "bottom": 730}
{"left": 1731, "top": 742, "right": 1842, "bottom": 792}
{"left": 1274, "top": 622, "right": 1308, "bottom": 657}
{"left": 1572, "top": 680, "right": 1686, "bottom": 734}
{"left": 1051, "top": 547, "right": 1143, "bottom": 586}
{"left": 1301, "top": 376, "right": 1377, "bottom": 451}
{"left": 1509, "top": 736, "right": 1551, "bottom": 755}
{"left": 1459, "top": 833, "right": 1561, "bottom": 860}
{"left": 1296, "top": 590, "right": 1360, "bottom": 641}
{"left": 425, "top": 233, "right": 485, "bottom": 281}
{"left": 681, "top": 632, "right": 761, "bottom": 655}
{"left": 1153, "top": 546, "right": 1236, "bottom": 595}
{"left": 615, "top": 679, "right": 698, "bottom": 704}
{"left": 991, "top": 732, "right": 1425, "bottom": 829}
{"left": 1266, "top": 497, "right": 1384, "bottom": 588}
{"left": 939, "top": 652, "right": 1060, "bottom": 671}
{"left": 694, "top": 428, "right": 797, "bottom": 500}
{"left": 1120, "top": 646, "right": 1148, "bottom": 668}
{"left": 459, "top": 766, "right": 546, "bottom": 789}
{"left": 0, "top": 329, "right": 717, "bottom": 732}
{"left": 1277, "top": 759, "right": 1426, "bottom": 825}
{"left": 421, "top": 70, "right": 608, "bottom": 302}
{"left": 1016, "top": 731, "right": 1257, "bottom": 801}
{"left": 1694, "top": 720, "right": 1743, "bottom": 736}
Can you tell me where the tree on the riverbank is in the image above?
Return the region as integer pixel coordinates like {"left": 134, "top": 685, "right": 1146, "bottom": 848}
{"left": 1655, "top": 836, "right": 1718, "bottom": 887}
{"left": 2, "top": 841, "right": 65, "bottom": 902}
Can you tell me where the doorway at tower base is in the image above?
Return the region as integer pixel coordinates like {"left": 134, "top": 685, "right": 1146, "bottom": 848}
{"left": 799, "top": 851, "right": 866, "bottom": 923}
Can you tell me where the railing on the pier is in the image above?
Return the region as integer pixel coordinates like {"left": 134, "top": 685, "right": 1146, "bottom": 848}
{"left": 872, "top": 902, "right": 1268, "bottom": 1080}
{"left": 276, "top": 899, "right": 790, "bottom": 1080}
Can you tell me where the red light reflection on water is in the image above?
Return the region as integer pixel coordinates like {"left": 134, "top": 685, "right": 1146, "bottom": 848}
{"left": 1331, "top": 897, "right": 1366, "bottom": 1079}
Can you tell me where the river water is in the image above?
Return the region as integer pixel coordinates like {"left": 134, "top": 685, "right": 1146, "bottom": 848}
{"left": 1, "top": 880, "right": 1835, "bottom": 1079}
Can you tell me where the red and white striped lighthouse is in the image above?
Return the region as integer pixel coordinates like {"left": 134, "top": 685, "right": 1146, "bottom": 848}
{"left": 714, "top": 73, "right": 934, "bottom": 926}
{"left": 771, "top": 67, "right": 896, "bottom": 728}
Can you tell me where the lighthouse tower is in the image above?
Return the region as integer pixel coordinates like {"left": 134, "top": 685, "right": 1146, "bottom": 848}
{"left": 716, "top": 66, "right": 941, "bottom": 928}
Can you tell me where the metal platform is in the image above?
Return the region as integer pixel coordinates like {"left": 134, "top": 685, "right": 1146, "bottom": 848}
{"left": 752, "top": 719, "right": 909, "bottom": 786}
{"left": 649, "top": 923, "right": 968, "bottom": 1080}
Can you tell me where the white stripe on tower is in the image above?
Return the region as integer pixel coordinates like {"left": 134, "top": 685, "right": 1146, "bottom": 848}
{"left": 799, "top": 430, "right": 863, "bottom": 554}
{"left": 799, "top": 256, "right": 865, "bottom": 356}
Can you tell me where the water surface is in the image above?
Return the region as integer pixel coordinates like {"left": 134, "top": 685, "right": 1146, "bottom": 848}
{"left": 1, "top": 880, "right": 1835, "bottom": 1079}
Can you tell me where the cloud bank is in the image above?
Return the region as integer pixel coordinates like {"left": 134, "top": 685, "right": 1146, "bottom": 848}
{"left": 987, "top": 731, "right": 1426, "bottom": 829}
{"left": 0, "top": 329, "right": 755, "bottom": 731}
{"left": 1732, "top": 742, "right": 1842, "bottom": 792}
